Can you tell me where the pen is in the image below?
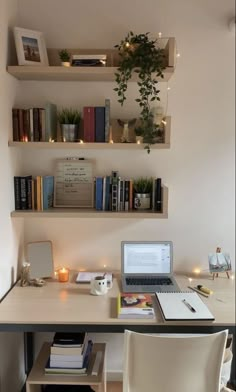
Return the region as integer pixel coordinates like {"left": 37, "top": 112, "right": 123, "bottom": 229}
{"left": 182, "top": 299, "right": 196, "bottom": 313}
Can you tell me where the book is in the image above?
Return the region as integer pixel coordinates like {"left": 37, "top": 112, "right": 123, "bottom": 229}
{"left": 95, "top": 107, "right": 105, "bottom": 142}
{"left": 45, "top": 340, "right": 93, "bottom": 374}
{"left": 45, "top": 102, "right": 57, "bottom": 142}
{"left": 95, "top": 177, "right": 103, "bottom": 210}
{"left": 42, "top": 175, "right": 54, "bottom": 210}
{"left": 53, "top": 332, "right": 87, "bottom": 346}
{"left": 75, "top": 271, "right": 113, "bottom": 285}
{"left": 50, "top": 338, "right": 90, "bottom": 367}
{"left": 155, "top": 291, "right": 215, "bottom": 321}
{"left": 14, "top": 176, "right": 21, "bottom": 210}
{"left": 83, "top": 106, "right": 95, "bottom": 142}
{"left": 155, "top": 178, "right": 162, "bottom": 212}
{"left": 12, "top": 108, "right": 19, "bottom": 141}
{"left": 117, "top": 293, "right": 155, "bottom": 319}
{"left": 104, "top": 98, "right": 110, "bottom": 142}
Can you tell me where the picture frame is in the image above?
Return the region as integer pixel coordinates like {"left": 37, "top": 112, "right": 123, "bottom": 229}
{"left": 13, "top": 27, "right": 49, "bottom": 66}
{"left": 54, "top": 159, "right": 94, "bottom": 208}
{"left": 208, "top": 252, "right": 232, "bottom": 274}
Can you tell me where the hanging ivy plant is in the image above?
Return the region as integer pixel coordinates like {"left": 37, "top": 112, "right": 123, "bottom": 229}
{"left": 114, "top": 31, "right": 167, "bottom": 153}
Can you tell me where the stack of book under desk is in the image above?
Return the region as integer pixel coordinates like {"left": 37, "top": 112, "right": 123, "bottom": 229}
{"left": 45, "top": 333, "right": 92, "bottom": 375}
{"left": 26, "top": 340, "right": 106, "bottom": 392}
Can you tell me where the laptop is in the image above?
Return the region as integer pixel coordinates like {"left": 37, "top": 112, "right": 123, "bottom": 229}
{"left": 121, "top": 241, "right": 180, "bottom": 293}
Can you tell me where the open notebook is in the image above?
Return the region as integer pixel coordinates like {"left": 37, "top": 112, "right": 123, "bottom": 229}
{"left": 155, "top": 292, "right": 215, "bottom": 321}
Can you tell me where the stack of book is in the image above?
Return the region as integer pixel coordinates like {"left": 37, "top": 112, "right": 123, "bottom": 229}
{"left": 12, "top": 103, "right": 57, "bottom": 142}
{"left": 117, "top": 293, "right": 155, "bottom": 319}
{"left": 45, "top": 332, "right": 93, "bottom": 375}
{"left": 14, "top": 175, "right": 54, "bottom": 211}
{"left": 83, "top": 99, "right": 110, "bottom": 143}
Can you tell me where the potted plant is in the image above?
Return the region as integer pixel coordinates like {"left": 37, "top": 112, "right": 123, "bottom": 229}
{"left": 133, "top": 177, "right": 153, "bottom": 210}
{"left": 114, "top": 31, "right": 167, "bottom": 153}
{"left": 58, "top": 49, "right": 71, "bottom": 67}
{"left": 58, "top": 108, "right": 81, "bottom": 142}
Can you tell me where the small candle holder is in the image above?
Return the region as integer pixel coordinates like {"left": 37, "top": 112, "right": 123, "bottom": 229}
{"left": 58, "top": 267, "right": 69, "bottom": 282}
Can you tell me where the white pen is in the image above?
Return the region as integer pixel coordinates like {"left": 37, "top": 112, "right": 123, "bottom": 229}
{"left": 182, "top": 299, "right": 196, "bottom": 313}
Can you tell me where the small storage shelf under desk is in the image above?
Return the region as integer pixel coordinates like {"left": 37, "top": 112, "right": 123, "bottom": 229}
{"left": 26, "top": 342, "right": 106, "bottom": 392}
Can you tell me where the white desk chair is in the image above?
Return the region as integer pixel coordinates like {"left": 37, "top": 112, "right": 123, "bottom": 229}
{"left": 123, "top": 329, "right": 228, "bottom": 392}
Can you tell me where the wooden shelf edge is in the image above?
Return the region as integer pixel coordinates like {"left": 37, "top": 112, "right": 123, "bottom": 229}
{"left": 7, "top": 65, "right": 174, "bottom": 82}
{"left": 11, "top": 209, "right": 168, "bottom": 219}
{"left": 8, "top": 141, "right": 170, "bottom": 150}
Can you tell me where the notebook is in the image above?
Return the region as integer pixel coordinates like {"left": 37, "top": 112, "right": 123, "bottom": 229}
{"left": 155, "top": 291, "right": 215, "bottom": 321}
{"left": 121, "top": 241, "right": 180, "bottom": 293}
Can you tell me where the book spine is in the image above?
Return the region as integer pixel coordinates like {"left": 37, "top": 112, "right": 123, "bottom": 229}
{"left": 156, "top": 178, "right": 162, "bottom": 212}
{"left": 129, "top": 179, "right": 133, "bottom": 210}
{"left": 43, "top": 176, "right": 54, "bottom": 210}
{"left": 36, "top": 176, "right": 42, "bottom": 211}
{"left": 26, "top": 176, "right": 33, "bottom": 209}
{"left": 45, "top": 103, "right": 57, "bottom": 142}
{"left": 29, "top": 108, "right": 34, "bottom": 141}
{"left": 111, "top": 171, "right": 119, "bottom": 211}
{"left": 20, "top": 177, "right": 27, "bottom": 209}
{"left": 105, "top": 176, "right": 111, "bottom": 211}
{"left": 14, "top": 176, "right": 21, "bottom": 210}
{"left": 33, "top": 108, "right": 40, "bottom": 141}
{"left": 104, "top": 98, "right": 110, "bottom": 142}
{"left": 18, "top": 109, "right": 24, "bottom": 141}
{"left": 95, "top": 177, "right": 103, "bottom": 210}
{"left": 12, "top": 109, "right": 19, "bottom": 141}
{"left": 83, "top": 106, "right": 95, "bottom": 142}
{"left": 124, "top": 180, "right": 130, "bottom": 211}
{"left": 95, "top": 107, "right": 105, "bottom": 142}
{"left": 119, "top": 179, "right": 125, "bottom": 211}
{"left": 39, "top": 108, "right": 46, "bottom": 141}
{"left": 23, "top": 109, "right": 30, "bottom": 141}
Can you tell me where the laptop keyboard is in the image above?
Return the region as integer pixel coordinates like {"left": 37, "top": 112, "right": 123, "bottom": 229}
{"left": 126, "top": 277, "right": 173, "bottom": 286}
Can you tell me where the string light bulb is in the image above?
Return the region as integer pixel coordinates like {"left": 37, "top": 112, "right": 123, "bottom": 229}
{"left": 158, "top": 32, "right": 162, "bottom": 38}
{"left": 176, "top": 52, "right": 181, "bottom": 58}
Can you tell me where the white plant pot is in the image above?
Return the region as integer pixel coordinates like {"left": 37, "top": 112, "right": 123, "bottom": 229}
{"left": 61, "top": 61, "right": 71, "bottom": 67}
{"left": 134, "top": 193, "right": 151, "bottom": 210}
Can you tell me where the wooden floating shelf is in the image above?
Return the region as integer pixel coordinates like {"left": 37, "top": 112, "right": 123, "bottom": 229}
{"left": 11, "top": 208, "right": 168, "bottom": 219}
{"left": 7, "top": 65, "right": 174, "bottom": 82}
{"left": 8, "top": 141, "right": 170, "bottom": 150}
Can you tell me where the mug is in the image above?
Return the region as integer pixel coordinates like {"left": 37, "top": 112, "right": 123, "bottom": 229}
{"left": 90, "top": 276, "right": 112, "bottom": 296}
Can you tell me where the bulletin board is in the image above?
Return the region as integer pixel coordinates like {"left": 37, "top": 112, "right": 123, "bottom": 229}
{"left": 54, "top": 159, "right": 94, "bottom": 208}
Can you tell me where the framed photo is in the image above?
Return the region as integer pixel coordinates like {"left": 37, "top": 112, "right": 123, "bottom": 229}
{"left": 13, "top": 27, "right": 49, "bottom": 66}
{"left": 208, "top": 252, "right": 232, "bottom": 273}
{"left": 54, "top": 159, "right": 94, "bottom": 208}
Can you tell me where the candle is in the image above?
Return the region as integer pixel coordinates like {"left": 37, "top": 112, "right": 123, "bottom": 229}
{"left": 58, "top": 268, "right": 69, "bottom": 282}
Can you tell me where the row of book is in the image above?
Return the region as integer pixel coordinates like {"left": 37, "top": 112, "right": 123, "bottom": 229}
{"left": 95, "top": 171, "right": 162, "bottom": 212}
{"left": 83, "top": 99, "right": 110, "bottom": 143}
{"left": 45, "top": 332, "right": 93, "bottom": 375}
{"left": 12, "top": 99, "right": 111, "bottom": 143}
{"left": 12, "top": 103, "right": 57, "bottom": 142}
{"left": 14, "top": 175, "right": 54, "bottom": 210}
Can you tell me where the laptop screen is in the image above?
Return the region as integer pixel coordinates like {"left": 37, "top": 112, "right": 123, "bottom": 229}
{"left": 122, "top": 241, "right": 172, "bottom": 274}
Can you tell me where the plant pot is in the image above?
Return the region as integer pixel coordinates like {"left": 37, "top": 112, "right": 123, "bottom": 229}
{"left": 134, "top": 193, "right": 151, "bottom": 210}
{"left": 61, "top": 124, "right": 79, "bottom": 142}
{"left": 61, "top": 61, "right": 70, "bottom": 67}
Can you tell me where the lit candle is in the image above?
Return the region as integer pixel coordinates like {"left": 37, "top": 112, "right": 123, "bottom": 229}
{"left": 58, "top": 267, "right": 69, "bottom": 282}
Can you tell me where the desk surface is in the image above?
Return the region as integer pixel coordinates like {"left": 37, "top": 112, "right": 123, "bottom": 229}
{"left": 0, "top": 274, "right": 235, "bottom": 333}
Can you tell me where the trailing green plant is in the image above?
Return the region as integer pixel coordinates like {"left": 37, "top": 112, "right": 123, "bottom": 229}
{"left": 58, "top": 108, "right": 81, "bottom": 124}
{"left": 58, "top": 49, "right": 71, "bottom": 62}
{"left": 114, "top": 31, "right": 167, "bottom": 153}
{"left": 133, "top": 177, "right": 153, "bottom": 194}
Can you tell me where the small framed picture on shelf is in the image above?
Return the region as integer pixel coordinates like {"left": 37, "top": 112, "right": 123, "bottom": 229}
{"left": 13, "top": 27, "right": 49, "bottom": 66}
{"left": 208, "top": 251, "right": 232, "bottom": 274}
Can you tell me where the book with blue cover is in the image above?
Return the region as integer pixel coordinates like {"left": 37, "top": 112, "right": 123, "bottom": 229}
{"left": 95, "top": 177, "right": 103, "bottom": 210}
{"left": 43, "top": 176, "right": 54, "bottom": 210}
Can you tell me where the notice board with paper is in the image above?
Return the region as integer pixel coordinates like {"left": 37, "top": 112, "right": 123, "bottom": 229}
{"left": 54, "top": 159, "right": 94, "bottom": 208}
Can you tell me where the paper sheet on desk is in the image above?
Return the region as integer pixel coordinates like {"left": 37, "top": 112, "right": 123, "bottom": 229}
{"left": 76, "top": 272, "right": 113, "bottom": 285}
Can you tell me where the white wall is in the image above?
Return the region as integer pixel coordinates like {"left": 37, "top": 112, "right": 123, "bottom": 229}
{"left": 17, "top": 0, "right": 235, "bottom": 273}
{"left": 1, "top": 0, "right": 235, "bottom": 386}
{"left": 0, "top": 1, "right": 25, "bottom": 391}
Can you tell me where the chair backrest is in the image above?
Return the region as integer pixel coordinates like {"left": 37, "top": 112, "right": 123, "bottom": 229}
{"left": 123, "top": 329, "right": 228, "bottom": 392}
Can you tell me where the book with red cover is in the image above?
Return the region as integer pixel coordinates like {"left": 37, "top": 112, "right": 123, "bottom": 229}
{"left": 83, "top": 106, "right": 95, "bottom": 142}
{"left": 117, "top": 293, "right": 155, "bottom": 319}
